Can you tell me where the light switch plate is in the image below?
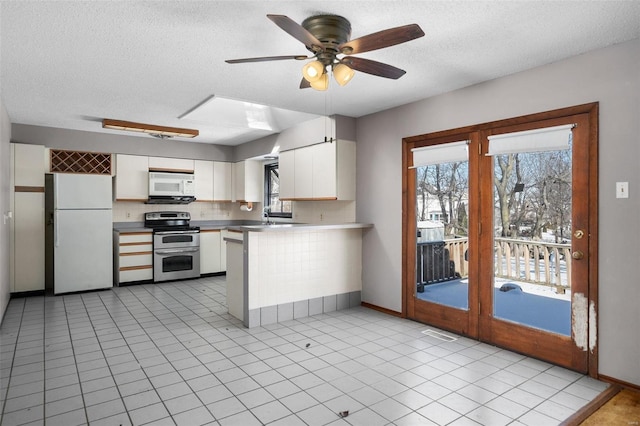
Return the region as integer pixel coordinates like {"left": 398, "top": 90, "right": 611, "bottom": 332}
{"left": 616, "top": 182, "right": 629, "bottom": 198}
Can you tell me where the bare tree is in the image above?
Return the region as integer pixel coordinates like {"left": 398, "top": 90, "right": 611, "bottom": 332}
{"left": 493, "top": 149, "right": 571, "bottom": 241}
{"left": 416, "top": 162, "right": 469, "bottom": 236}
{"left": 494, "top": 154, "right": 516, "bottom": 237}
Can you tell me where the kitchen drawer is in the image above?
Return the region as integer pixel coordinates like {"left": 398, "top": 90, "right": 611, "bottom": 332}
{"left": 119, "top": 253, "right": 152, "bottom": 268}
{"left": 119, "top": 243, "right": 152, "bottom": 254}
{"left": 119, "top": 232, "right": 152, "bottom": 244}
{"left": 119, "top": 267, "right": 153, "bottom": 283}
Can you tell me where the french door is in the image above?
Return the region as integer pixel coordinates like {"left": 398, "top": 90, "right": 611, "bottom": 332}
{"left": 403, "top": 104, "right": 598, "bottom": 374}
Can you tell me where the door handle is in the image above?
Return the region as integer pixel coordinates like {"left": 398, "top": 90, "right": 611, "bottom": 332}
{"left": 572, "top": 250, "right": 584, "bottom": 260}
{"left": 574, "top": 230, "right": 584, "bottom": 239}
{"left": 156, "top": 248, "right": 199, "bottom": 255}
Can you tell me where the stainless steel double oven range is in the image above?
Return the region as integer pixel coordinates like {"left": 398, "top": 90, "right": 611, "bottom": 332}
{"left": 144, "top": 211, "right": 200, "bottom": 282}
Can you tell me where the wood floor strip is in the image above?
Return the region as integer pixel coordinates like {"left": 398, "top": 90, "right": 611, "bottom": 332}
{"left": 560, "top": 384, "right": 621, "bottom": 426}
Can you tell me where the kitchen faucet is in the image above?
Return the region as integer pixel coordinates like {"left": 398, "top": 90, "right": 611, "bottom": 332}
{"left": 262, "top": 206, "right": 272, "bottom": 225}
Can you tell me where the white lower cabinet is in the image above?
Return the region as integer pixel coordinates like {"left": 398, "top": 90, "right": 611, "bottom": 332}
{"left": 221, "top": 229, "right": 243, "bottom": 272}
{"left": 200, "top": 229, "right": 222, "bottom": 274}
{"left": 114, "top": 231, "right": 153, "bottom": 284}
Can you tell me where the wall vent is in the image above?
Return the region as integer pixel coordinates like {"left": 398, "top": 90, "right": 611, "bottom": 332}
{"left": 421, "top": 329, "right": 457, "bottom": 342}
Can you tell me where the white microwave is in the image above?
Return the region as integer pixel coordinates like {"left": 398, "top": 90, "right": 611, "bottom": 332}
{"left": 149, "top": 172, "right": 196, "bottom": 197}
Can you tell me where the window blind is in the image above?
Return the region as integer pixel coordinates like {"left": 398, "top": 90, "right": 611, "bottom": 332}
{"left": 411, "top": 141, "right": 469, "bottom": 168}
{"left": 487, "top": 124, "right": 574, "bottom": 156}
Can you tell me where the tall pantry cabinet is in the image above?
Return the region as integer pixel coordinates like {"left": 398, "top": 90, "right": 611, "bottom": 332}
{"left": 10, "top": 143, "right": 46, "bottom": 293}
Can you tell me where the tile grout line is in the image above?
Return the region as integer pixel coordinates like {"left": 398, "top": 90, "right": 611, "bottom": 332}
{"left": 0, "top": 298, "right": 26, "bottom": 425}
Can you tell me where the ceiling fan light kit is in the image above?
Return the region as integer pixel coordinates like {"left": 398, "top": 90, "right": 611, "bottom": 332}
{"left": 302, "top": 60, "right": 325, "bottom": 82}
{"left": 226, "top": 14, "right": 424, "bottom": 91}
{"left": 309, "top": 73, "right": 329, "bottom": 91}
{"left": 333, "top": 63, "right": 355, "bottom": 86}
{"left": 102, "top": 119, "right": 199, "bottom": 139}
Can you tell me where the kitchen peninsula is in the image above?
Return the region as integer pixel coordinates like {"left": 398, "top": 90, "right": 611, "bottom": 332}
{"left": 224, "top": 223, "right": 372, "bottom": 328}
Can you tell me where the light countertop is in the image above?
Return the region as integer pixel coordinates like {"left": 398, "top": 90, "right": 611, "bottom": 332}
{"left": 226, "top": 223, "right": 373, "bottom": 232}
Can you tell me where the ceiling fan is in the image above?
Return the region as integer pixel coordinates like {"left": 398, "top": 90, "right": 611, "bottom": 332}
{"left": 225, "top": 14, "right": 425, "bottom": 90}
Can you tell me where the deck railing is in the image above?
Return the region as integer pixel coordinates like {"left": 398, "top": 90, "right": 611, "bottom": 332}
{"left": 421, "top": 237, "right": 572, "bottom": 291}
{"left": 493, "top": 237, "right": 571, "bottom": 290}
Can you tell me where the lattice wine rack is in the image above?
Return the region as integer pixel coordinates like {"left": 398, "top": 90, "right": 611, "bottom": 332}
{"left": 50, "top": 149, "right": 112, "bottom": 175}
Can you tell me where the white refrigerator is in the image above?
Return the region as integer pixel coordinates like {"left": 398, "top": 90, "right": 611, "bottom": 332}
{"left": 45, "top": 173, "right": 113, "bottom": 294}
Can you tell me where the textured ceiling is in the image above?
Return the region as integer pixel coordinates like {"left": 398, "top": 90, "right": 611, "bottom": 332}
{"left": 1, "top": 1, "right": 638, "bottom": 145}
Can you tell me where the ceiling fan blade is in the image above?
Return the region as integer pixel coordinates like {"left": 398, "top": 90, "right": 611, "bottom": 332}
{"left": 267, "top": 14, "right": 325, "bottom": 52}
{"left": 299, "top": 78, "right": 311, "bottom": 89}
{"left": 342, "top": 57, "right": 406, "bottom": 79}
{"left": 338, "top": 24, "right": 424, "bottom": 55}
{"left": 267, "top": 15, "right": 324, "bottom": 52}
{"left": 225, "top": 55, "right": 309, "bottom": 64}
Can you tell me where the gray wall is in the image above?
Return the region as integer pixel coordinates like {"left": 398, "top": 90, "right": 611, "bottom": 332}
{"left": 11, "top": 124, "right": 234, "bottom": 161}
{"left": 12, "top": 115, "right": 357, "bottom": 163}
{"left": 0, "top": 101, "right": 11, "bottom": 320}
{"left": 233, "top": 115, "right": 357, "bottom": 161}
{"left": 356, "top": 38, "right": 640, "bottom": 386}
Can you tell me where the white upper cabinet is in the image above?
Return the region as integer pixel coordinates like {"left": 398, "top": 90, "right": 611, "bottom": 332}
{"left": 293, "top": 146, "right": 314, "bottom": 199}
{"left": 213, "top": 162, "right": 233, "bottom": 201}
{"left": 278, "top": 150, "right": 295, "bottom": 200}
{"left": 233, "top": 160, "right": 263, "bottom": 203}
{"left": 148, "top": 156, "right": 194, "bottom": 172}
{"left": 194, "top": 160, "right": 214, "bottom": 202}
{"left": 14, "top": 143, "right": 45, "bottom": 187}
{"left": 279, "top": 140, "right": 355, "bottom": 201}
{"left": 114, "top": 154, "right": 149, "bottom": 201}
{"left": 311, "top": 142, "right": 337, "bottom": 199}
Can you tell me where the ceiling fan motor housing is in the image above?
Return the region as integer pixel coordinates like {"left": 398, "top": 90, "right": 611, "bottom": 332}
{"left": 302, "top": 15, "right": 352, "bottom": 64}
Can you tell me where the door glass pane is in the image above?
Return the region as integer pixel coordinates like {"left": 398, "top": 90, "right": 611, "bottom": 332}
{"left": 416, "top": 160, "right": 469, "bottom": 309}
{"left": 492, "top": 147, "right": 572, "bottom": 335}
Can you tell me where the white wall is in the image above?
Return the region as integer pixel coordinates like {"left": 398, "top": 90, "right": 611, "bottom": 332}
{"left": 357, "top": 38, "right": 640, "bottom": 385}
{"left": 0, "top": 100, "right": 11, "bottom": 320}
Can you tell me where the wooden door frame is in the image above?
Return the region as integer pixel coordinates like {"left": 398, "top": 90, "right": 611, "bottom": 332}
{"left": 402, "top": 103, "right": 599, "bottom": 376}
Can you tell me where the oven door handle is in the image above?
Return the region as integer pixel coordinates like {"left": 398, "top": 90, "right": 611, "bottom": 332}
{"left": 154, "top": 230, "right": 200, "bottom": 235}
{"left": 155, "top": 248, "right": 200, "bottom": 255}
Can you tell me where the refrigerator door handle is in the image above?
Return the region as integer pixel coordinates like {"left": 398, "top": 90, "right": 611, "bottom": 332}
{"left": 54, "top": 210, "right": 59, "bottom": 247}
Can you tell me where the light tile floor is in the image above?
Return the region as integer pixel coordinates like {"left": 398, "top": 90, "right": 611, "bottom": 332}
{"left": 0, "top": 276, "right": 608, "bottom": 426}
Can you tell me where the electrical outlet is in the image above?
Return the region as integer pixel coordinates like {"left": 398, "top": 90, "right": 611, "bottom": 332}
{"left": 126, "top": 212, "right": 131, "bottom": 218}
{"left": 320, "top": 213, "right": 323, "bottom": 221}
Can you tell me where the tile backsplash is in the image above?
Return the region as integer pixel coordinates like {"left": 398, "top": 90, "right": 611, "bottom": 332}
{"left": 112, "top": 201, "right": 262, "bottom": 222}
{"left": 292, "top": 200, "right": 356, "bottom": 224}
{"left": 113, "top": 199, "right": 356, "bottom": 224}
